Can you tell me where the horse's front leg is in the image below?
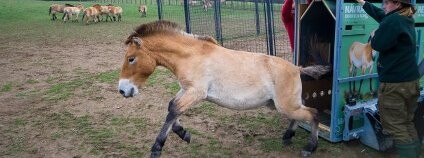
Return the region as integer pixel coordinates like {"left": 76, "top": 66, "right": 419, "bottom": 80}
{"left": 172, "top": 119, "right": 191, "bottom": 143}
{"left": 151, "top": 89, "right": 204, "bottom": 158}
{"left": 150, "top": 100, "right": 179, "bottom": 158}
{"left": 168, "top": 98, "right": 191, "bottom": 143}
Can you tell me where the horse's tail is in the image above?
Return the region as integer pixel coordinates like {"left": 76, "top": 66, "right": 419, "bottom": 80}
{"left": 300, "top": 65, "right": 331, "bottom": 80}
{"left": 49, "top": 6, "right": 52, "bottom": 15}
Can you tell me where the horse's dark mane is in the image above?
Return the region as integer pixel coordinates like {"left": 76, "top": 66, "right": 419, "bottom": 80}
{"left": 125, "top": 20, "right": 218, "bottom": 45}
{"left": 65, "top": 3, "right": 74, "bottom": 7}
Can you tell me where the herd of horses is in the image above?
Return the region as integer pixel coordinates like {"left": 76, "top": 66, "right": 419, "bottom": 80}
{"left": 48, "top": 3, "right": 148, "bottom": 24}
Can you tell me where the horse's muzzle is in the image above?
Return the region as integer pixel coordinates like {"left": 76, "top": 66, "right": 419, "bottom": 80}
{"left": 118, "top": 79, "right": 139, "bottom": 98}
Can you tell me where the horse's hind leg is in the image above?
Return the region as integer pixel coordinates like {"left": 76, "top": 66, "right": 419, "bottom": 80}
{"left": 276, "top": 99, "right": 319, "bottom": 157}
{"left": 290, "top": 106, "right": 319, "bottom": 157}
{"left": 282, "top": 119, "right": 298, "bottom": 145}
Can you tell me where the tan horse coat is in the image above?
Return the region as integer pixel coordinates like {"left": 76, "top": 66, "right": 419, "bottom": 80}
{"left": 118, "top": 20, "right": 328, "bottom": 157}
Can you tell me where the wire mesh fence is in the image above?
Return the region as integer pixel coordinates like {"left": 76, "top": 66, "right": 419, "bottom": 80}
{"left": 54, "top": 0, "right": 292, "bottom": 60}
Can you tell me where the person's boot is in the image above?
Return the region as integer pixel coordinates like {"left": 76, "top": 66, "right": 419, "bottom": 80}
{"left": 395, "top": 141, "right": 419, "bottom": 158}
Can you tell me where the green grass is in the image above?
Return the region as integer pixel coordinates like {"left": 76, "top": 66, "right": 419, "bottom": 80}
{"left": 96, "top": 69, "right": 120, "bottom": 84}
{"left": 0, "top": 82, "right": 12, "bottom": 92}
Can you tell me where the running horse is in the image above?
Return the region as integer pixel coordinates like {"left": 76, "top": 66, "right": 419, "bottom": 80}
{"left": 118, "top": 20, "right": 330, "bottom": 157}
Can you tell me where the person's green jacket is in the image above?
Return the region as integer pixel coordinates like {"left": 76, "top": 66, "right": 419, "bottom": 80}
{"left": 363, "top": 2, "right": 419, "bottom": 83}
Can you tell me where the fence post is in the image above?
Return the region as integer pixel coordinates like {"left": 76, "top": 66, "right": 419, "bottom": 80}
{"left": 255, "top": 0, "right": 260, "bottom": 35}
{"left": 183, "top": 0, "right": 191, "bottom": 33}
{"left": 214, "top": 0, "right": 223, "bottom": 45}
{"left": 157, "top": 0, "right": 163, "bottom": 20}
{"left": 265, "top": 0, "right": 275, "bottom": 56}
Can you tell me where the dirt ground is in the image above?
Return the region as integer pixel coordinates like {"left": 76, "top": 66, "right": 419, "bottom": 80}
{"left": 0, "top": 20, "right": 407, "bottom": 158}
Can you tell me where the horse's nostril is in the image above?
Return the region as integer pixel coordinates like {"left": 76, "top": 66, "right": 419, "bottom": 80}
{"left": 119, "top": 90, "right": 125, "bottom": 95}
{"left": 130, "top": 88, "right": 134, "bottom": 96}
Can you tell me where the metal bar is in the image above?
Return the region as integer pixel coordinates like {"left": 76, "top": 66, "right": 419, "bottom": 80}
{"left": 330, "top": 0, "right": 344, "bottom": 142}
{"left": 265, "top": 0, "right": 275, "bottom": 56}
{"left": 214, "top": 0, "right": 223, "bottom": 45}
{"left": 255, "top": 0, "right": 260, "bottom": 35}
{"left": 338, "top": 74, "right": 379, "bottom": 83}
{"left": 157, "top": 0, "right": 163, "bottom": 20}
{"left": 184, "top": 0, "right": 191, "bottom": 33}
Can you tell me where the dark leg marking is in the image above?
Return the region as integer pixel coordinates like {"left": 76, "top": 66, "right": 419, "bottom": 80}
{"left": 282, "top": 120, "right": 297, "bottom": 145}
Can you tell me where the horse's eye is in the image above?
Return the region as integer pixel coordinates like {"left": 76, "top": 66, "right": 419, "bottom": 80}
{"left": 128, "top": 57, "right": 136, "bottom": 64}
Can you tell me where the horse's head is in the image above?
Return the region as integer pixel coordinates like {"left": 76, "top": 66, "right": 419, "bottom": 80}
{"left": 76, "top": 4, "right": 84, "bottom": 10}
{"left": 118, "top": 35, "right": 157, "bottom": 98}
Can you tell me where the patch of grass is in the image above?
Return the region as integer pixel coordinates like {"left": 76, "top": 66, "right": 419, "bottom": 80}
{"left": 110, "top": 116, "right": 147, "bottom": 129}
{"left": 51, "top": 132, "right": 62, "bottom": 140}
{"left": 5, "top": 136, "right": 25, "bottom": 156}
{"left": 14, "top": 118, "right": 26, "bottom": 126}
{"left": 190, "top": 102, "right": 217, "bottom": 117}
{"left": 0, "top": 82, "right": 12, "bottom": 92}
{"left": 117, "top": 143, "right": 145, "bottom": 157}
{"left": 26, "top": 79, "right": 38, "bottom": 84}
{"left": 259, "top": 137, "right": 282, "bottom": 152}
{"left": 45, "top": 75, "right": 92, "bottom": 101}
{"left": 146, "top": 69, "right": 172, "bottom": 86}
{"left": 165, "top": 81, "right": 180, "bottom": 94}
{"left": 16, "top": 90, "right": 38, "bottom": 97}
{"left": 229, "top": 112, "right": 282, "bottom": 131}
{"left": 96, "top": 69, "right": 119, "bottom": 84}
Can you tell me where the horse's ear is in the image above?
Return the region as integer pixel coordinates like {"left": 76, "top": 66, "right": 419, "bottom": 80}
{"left": 131, "top": 37, "right": 142, "bottom": 48}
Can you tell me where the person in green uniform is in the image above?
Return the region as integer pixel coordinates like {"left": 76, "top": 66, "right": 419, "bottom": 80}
{"left": 355, "top": 0, "right": 422, "bottom": 157}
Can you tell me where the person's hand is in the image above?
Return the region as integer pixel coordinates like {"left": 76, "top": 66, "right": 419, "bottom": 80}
{"left": 356, "top": 0, "right": 366, "bottom": 5}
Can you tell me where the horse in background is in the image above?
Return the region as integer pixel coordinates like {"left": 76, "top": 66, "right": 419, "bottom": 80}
{"left": 82, "top": 5, "right": 100, "bottom": 25}
{"left": 202, "top": 0, "right": 225, "bottom": 11}
{"left": 138, "top": 4, "right": 147, "bottom": 17}
{"left": 118, "top": 20, "right": 331, "bottom": 157}
{"left": 99, "top": 4, "right": 114, "bottom": 22}
{"left": 62, "top": 4, "right": 84, "bottom": 22}
{"left": 108, "top": 5, "right": 123, "bottom": 21}
{"left": 49, "top": 3, "right": 74, "bottom": 20}
{"left": 347, "top": 30, "right": 377, "bottom": 101}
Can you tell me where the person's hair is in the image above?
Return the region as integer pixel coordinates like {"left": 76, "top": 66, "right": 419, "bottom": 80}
{"left": 397, "top": 5, "right": 416, "bottom": 16}
{"left": 393, "top": 1, "right": 416, "bottom": 16}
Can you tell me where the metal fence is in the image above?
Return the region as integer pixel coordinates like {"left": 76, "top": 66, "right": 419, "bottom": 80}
{"left": 87, "top": 0, "right": 292, "bottom": 59}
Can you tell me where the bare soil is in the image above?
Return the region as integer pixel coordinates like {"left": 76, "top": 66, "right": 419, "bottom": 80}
{"left": 0, "top": 22, "right": 402, "bottom": 158}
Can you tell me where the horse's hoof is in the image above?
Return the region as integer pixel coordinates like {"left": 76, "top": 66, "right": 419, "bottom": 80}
{"left": 150, "top": 151, "right": 161, "bottom": 158}
{"left": 282, "top": 139, "right": 292, "bottom": 145}
{"left": 301, "top": 150, "right": 312, "bottom": 157}
{"left": 183, "top": 132, "right": 191, "bottom": 143}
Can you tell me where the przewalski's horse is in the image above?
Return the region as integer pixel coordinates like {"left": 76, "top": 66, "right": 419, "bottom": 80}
{"left": 118, "top": 20, "right": 330, "bottom": 157}
{"left": 202, "top": 0, "right": 225, "bottom": 11}
{"left": 82, "top": 6, "right": 100, "bottom": 25}
{"left": 49, "top": 3, "right": 74, "bottom": 20}
{"left": 99, "top": 4, "right": 113, "bottom": 22}
{"left": 138, "top": 4, "right": 147, "bottom": 17}
{"left": 62, "top": 4, "right": 84, "bottom": 22}
{"left": 347, "top": 31, "right": 377, "bottom": 100}
{"left": 107, "top": 5, "right": 123, "bottom": 21}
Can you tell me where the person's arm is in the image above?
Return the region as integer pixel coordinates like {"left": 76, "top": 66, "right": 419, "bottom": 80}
{"left": 371, "top": 19, "right": 400, "bottom": 53}
{"left": 358, "top": 0, "right": 386, "bottom": 23}
{"left": 281, "top": 0, "right": 294, "bottom": 23}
